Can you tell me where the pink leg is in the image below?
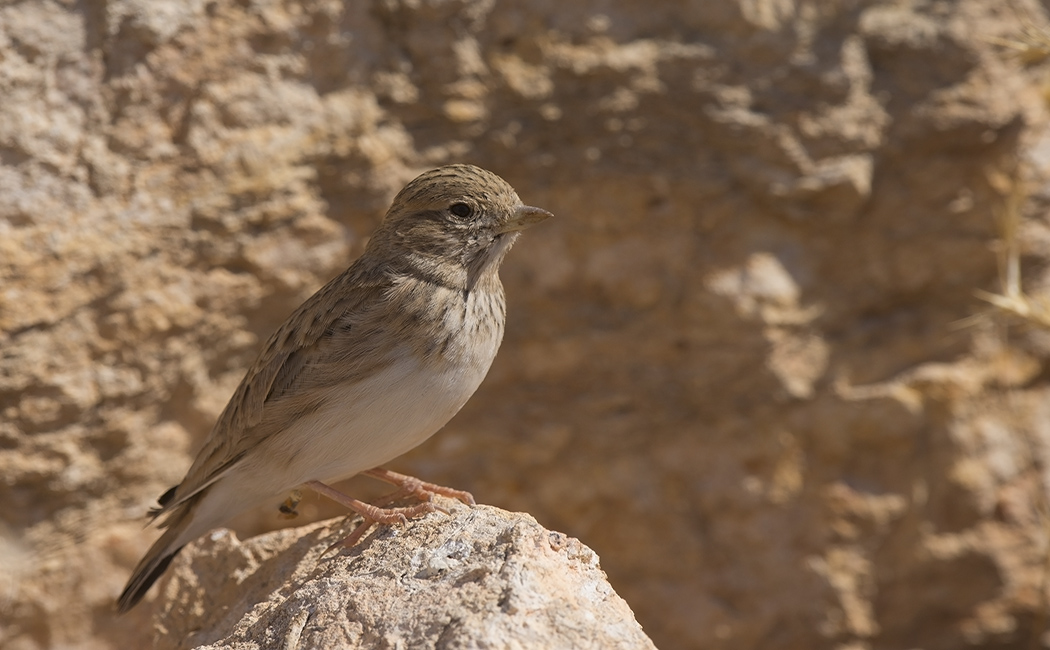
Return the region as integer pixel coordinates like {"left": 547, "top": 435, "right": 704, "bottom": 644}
{"left": 319, "top": 485, "right": 426, "bottom": 554}
{"left": 362, "top": 467, "right": 476, "bottom": 506}
{"left": 304, "top": 480, "right": 435, "bottom": 526}
{"left": 306, "top": 469, "right": 474, "bottom": 553}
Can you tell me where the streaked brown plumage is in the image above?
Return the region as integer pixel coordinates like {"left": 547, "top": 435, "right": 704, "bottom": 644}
{"left": 117, "top": 164, "right": 552, "bottom": 612}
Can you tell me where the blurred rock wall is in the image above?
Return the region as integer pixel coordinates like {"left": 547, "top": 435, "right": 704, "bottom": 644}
{"left": 3, "top": 1, "right": 1050, "bottom": 649}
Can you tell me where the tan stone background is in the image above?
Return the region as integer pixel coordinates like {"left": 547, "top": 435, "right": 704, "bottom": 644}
{"left": 4, "top": 0, "right": 1050, "bottom": 648}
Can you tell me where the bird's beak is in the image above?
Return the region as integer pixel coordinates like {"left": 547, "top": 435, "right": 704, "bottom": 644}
{"left": 499, "top": 205, "right": 554, "bottom": 233}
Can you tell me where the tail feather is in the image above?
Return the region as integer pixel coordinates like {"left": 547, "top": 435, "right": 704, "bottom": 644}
{"left": 116, "top": 500, "right": 196, "bottom": 613}
{"left": 116, "top": 546, "right": 182, "bottom": 613}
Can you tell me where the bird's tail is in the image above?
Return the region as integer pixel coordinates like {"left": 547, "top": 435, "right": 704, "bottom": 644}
{"left": 116, "top": 500, "right": 196, "bottom": 613}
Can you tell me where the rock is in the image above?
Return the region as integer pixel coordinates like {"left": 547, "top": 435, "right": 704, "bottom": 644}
{"left": 145, "top": 504, "right": 655, "bottom": 650}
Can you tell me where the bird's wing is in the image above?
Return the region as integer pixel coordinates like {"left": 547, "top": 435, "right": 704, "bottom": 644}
{"left": 154, "top": 266, "right": 390, "bottom": 514}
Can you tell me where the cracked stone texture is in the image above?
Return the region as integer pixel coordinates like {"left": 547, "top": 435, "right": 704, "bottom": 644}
{"left": 4, "top": 1, "right": 1050, "bottom": 649}
{"left": 145, "top": 504, "right": 656, "bottom": 650}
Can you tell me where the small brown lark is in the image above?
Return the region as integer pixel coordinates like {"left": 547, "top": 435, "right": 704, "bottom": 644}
{"left": 117, "top": 164, "right": 552, "bottom": 612}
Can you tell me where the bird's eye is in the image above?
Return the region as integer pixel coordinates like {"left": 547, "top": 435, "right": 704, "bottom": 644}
{"left": 449, "top": 202, "right": 473, "bottom": 218}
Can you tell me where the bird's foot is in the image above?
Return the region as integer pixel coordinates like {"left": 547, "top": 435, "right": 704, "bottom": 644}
{"left": 305, "top": 480, "right": 436, "bottom": 525}
{"left": 363, "top": 467, "right": 476, "bottom": 506}
{"left": 307, "top": 469, "right": 474, "bottom": 554}
{"left": 325, "top": 518, "right": 377, "bottom": 553}
{"left": 305, "top": 479, "right": 438, "bottom": 554}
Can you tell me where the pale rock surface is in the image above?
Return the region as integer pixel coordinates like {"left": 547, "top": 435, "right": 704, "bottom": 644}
{"left": 144, "top": 504, "right": 655, "bottom": 650}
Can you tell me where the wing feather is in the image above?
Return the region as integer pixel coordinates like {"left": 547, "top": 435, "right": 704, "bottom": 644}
{"left": 153, "top": 264, "right": 388, "bottom": 513}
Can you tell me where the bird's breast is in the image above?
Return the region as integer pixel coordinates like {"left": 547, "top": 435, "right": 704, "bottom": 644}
{"left": 429, "top": 285, "right": 506, "bottom": 367}
{"left": 267, "top": 285, "right": 506, "bottom": 486}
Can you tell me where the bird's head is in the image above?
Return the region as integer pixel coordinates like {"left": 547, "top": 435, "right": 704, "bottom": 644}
{"left": 369, "top": 164, "right": 552, "bottom": 290}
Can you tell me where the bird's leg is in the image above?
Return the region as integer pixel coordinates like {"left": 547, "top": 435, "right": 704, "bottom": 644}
{"left": 305, "top": 480, "right": 437, "bottom": 554}
{"left": 318, "top": 486, "right": 433, "bottom": 554}
{"left": 306, "top": 470, "right": 471, "bottom": 553}
{"left": 304, "top": 480, "right": 435, "bottom": 526}
{"left": 362, "top": 467, "right": 476, "bottom": 506}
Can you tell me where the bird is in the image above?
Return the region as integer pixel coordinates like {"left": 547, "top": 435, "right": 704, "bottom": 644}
{"left": 116, "top": 164, "right": 552, "bottom": 612}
